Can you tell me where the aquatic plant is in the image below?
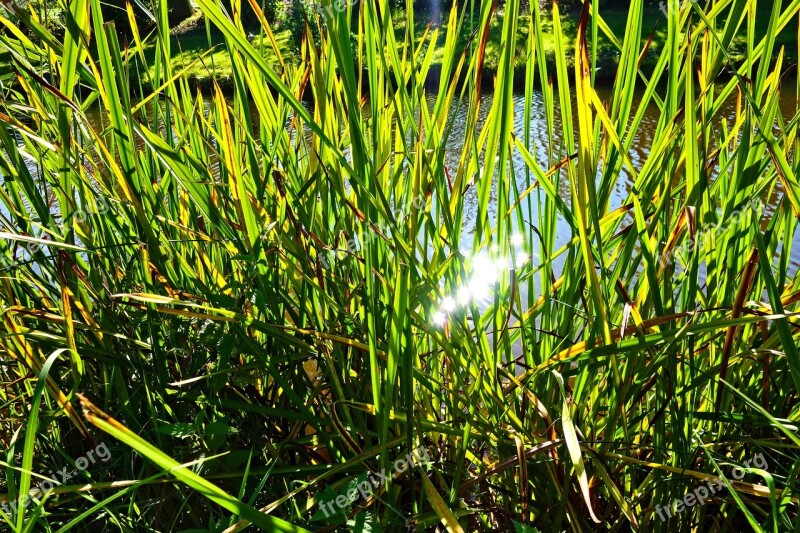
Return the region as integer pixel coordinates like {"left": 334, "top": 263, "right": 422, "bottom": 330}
{"left": 0, "top": 0, "right": 799, "bottom": 530}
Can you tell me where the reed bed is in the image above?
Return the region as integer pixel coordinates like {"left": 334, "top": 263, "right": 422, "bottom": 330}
{"left": 0, "top": 0, "right": 799, "bottom": 530}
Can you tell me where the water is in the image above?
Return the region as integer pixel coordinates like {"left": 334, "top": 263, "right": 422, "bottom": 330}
{"left": 3, "top": 81, "right": 799, "bottom": 362}
{"left": 432, "top": 81, "right": 800, "bottom": 274}
{"left": 4, "top": 80, "right": 800, "bottom": 278}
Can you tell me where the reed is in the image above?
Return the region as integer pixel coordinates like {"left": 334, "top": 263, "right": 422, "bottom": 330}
{"left": 0, "top": 0, "right": 799, "bottom": 530}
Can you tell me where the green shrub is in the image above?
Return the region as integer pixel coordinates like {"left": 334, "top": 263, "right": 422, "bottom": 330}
{"left": 283, "top": 0, "right": 321, "bottom": 50}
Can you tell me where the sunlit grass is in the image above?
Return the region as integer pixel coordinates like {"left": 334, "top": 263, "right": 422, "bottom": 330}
{"left": 139, "top": 29, "right": 294, "bottom": 85}
{"left": 0, "top": 0, "right": 799, "bottom": 531}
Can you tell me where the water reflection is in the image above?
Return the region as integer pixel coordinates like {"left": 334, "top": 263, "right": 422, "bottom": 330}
{"left": 4, "top": 78, "right": 800, "bottom": 279}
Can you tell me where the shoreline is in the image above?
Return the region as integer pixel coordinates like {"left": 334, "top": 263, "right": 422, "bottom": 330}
{"left": 126, "top": 59, "right": 798, "bottom": 100}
